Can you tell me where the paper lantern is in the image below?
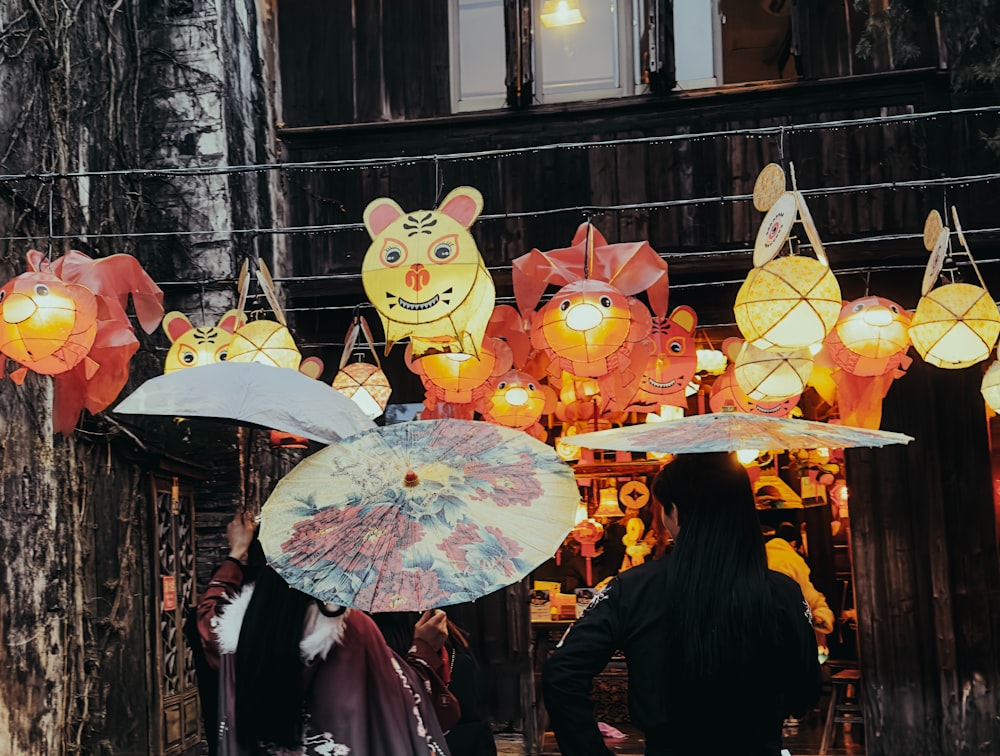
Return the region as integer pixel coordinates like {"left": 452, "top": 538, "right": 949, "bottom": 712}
{"left": 709, "top": 338, "right": 800, "bottom": 416}
{"left": 593, "top": 485, "right": 624, "bottom": 519}
{"left": 1, "top": 249, "right": 164, "bottom": 436}
{"left": 627, "top": 306, "right": 698, "bottom": 413}
{"left": 332, "top": 361, "right": 392, "bottom": 419}
{"left": 826, "top": 296, "right": 911, "bottom": 377}
{"left": 0, "top": 271, "right": 98, "bottom": 375}
{"left": 406, "top": 335, "right": 512, "bottom": 405}
{"left": 226, "top": 319, "right": 302, "bottom": 370}
{"left": 734, "top": 256, "right": 842, "bottom": 352}
{"left": 361, "top": 186, "right": 495, "bottom": 358}
{"left": 734, "top": 341, "right": 813, "bottom": 402}
{"left": 532, "top": 279, "right": 650, "bottom": 373}
{"left": 480, "top": 369, "right": 556, "bottom": 430}
{"left": 981, "top": 360, "right": 1000, "bottom": 412}
{"left": 162, "top": 310, "right": 242, "bottom": 373}
{"left": 909, "top": 283, "right": 1000, "bottom": 369}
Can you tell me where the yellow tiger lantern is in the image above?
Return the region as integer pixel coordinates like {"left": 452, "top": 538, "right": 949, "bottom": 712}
{"left": 361, "top": 186, "right": 495, "bottom": 359}
{"left": 162, "top": 310, "right": 243, "bottom": 373}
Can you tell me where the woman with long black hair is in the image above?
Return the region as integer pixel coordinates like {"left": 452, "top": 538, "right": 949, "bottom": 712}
{"left": 542, "top": 452, "right": 821, "bottom": 756}
{"left": 197, "top": 513, "right": 453, "bottom": 756}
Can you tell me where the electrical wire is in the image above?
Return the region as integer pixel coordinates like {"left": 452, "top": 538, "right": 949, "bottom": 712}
{"left": 3, "top": 171, "right": 1000, "bottom": 246}
{"left": 0, "top": 104, "right": 997, "bottom": 182}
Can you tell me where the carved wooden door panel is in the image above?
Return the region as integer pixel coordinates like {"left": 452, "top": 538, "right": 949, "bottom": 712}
{"left": 152, "top": 475, "right": 201, "bottom": 755}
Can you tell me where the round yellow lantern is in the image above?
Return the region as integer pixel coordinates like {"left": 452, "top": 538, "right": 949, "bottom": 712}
{"left": 226, "top": 319, "right": 302, "bottom": 370}
{"left": 981, "top": 360, "right": 1000, "bottom": 413}
{"left": 734, "top": 256, "right": 842, "bottom": 352}
{"left": 332, "top": 361, "right": 392, "bottom": 419}
{"left": 734, "top": 341, "right": 813, "bottom": 402}
{"left": 909, "top": 283, "right": 1000, "bottom": 369}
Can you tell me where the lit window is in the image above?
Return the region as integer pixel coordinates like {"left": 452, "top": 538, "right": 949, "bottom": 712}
{"left": 536, "top": 0, "right": 627, "bottom": 102}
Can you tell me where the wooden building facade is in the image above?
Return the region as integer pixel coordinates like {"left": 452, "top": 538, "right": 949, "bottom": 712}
{"left": 267, "top": 2, "right": 1000, "bottom": 755}
{"left": 0, "top": 1, "right": 997, "bottom": 754}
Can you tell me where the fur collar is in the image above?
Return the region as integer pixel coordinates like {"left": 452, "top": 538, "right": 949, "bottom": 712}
{"left": 213, "top": 584, "right": 349, "bottom": 663}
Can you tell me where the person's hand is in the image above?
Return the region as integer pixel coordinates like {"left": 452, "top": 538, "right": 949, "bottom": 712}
{"left": 226, "top": 511, "right": 256, "bottom": 563}
{"left": 413, "top": 609, "right": 449, "bottom": 652}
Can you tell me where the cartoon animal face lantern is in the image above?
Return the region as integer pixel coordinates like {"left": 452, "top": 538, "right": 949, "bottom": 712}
{"left": 0, "top": 271, "right": 99, "bottom": 375}
{"left": 361, "top": 186, "right": 496, "bottom": 359}
{"left": 162, "top": 310, "right": 242, "bottom": 373}
{"left": 0, "top": 249, "right": 164, "bottom": 436}
{"left": 825, "top": 296, "right": 911, "bottom": 377}
{"left": 531, "top": 279, "right": 650, "bottom": 375}
{"left": 708, "top": 339, "right": 799, "bottom": 416}
{"left": 480, "top": 369, "right": 557, "bottom": 430}
{"left": 628, "top": 306, "right": 698, "bottom": 412}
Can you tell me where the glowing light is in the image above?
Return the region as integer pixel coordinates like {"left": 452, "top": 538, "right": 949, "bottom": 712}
{"left": 540, "top": 0, "right": 584, "bottom": 28}
{"left": 736, "top": 449, "right": 760, "bottom": 465}
{"left": 696, "top": 348, "right": 728, "bottom": 374}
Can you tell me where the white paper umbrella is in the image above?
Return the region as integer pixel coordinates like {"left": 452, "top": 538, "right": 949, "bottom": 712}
{"left": 568, "top": 411, "right": 913, "bottom": 453}
{"left": 259, "top": 419, "right": 580, "bottom": 612}
{"left": 113, "top": 361, "right": 375, "bottom": 444}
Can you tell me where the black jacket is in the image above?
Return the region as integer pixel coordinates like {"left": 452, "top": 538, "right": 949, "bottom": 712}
{"left": 542, "top": 557, "right": 822, "bottom": 756}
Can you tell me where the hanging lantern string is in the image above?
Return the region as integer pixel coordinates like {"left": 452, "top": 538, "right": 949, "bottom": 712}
{"left": 1, "top": 104, "right": 997, "bottom": 183}
{"left": 138, "top": 226, "right": 1000, "bottom": 292}
{"left": 2, "top": 169, "right": 1000, "bottom": 245}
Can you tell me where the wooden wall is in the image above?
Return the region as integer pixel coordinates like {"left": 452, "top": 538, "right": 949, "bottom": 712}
{"left": 275, "top": 69, "right": 1000, "bottom": 403}
{"left": 847, "top": 359, "right": 1000, "bottom": 755}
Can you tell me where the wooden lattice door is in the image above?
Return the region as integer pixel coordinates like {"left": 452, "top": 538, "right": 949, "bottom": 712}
{"left": 152, "top": 475, "right": 201, "bottom": 755}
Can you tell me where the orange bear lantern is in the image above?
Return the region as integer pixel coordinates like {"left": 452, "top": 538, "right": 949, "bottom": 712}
{"left": 0, "top": 269, "right": 98, "bottom": 376}
{"left": 0, "top": 249, "right": 163, "bottom": 435}
{"left": 824, "top": 296, "right": 911, "bottom": 377}
{"left": 513, "top": 222, "right": 668, "bottom": 410}
{"left": 406, "top": 335, "right": 512, "bottom": 406}
{"left": 479, "top": 369, "right": 557, "bottom": 441}
{"left": 627, "top": 306, "right": 699, "bottom": 413}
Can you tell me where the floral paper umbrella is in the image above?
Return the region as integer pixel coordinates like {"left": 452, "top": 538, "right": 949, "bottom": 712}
{"left": 259, "top": 419, "right": 580, "bottom": 612}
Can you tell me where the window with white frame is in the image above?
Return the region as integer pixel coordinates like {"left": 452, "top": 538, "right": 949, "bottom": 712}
{"left": 449, "top": 0, "right": 795, "bottom": 112}
{"left": 673, "top": 0, "right": 720, "bottom": 88}
{"left": 450, "top": 0, "right": 649, "bottom": 112}
{"left": 451, "top": 0, "right": 508, "bottom": 111}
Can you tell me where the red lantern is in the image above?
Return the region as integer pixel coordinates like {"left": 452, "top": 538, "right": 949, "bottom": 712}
{"left": 1, "top": 250, "right": 164, "bottom": 435}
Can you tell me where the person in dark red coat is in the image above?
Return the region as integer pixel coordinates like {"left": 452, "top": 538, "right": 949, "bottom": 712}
{"left": 197, "top": 513, "right": 453, "bottom": 756}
